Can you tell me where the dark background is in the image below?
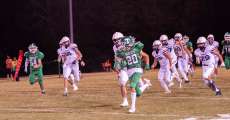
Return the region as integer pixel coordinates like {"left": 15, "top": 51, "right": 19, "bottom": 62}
{"left": 0, "top": 0, "right": 230, "bottom": 76}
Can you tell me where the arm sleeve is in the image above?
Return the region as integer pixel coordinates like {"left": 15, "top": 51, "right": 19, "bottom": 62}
{"left": 135, "top": 42, "right": 144, "bottom": 52}
{"left": 38, "top": 52, "right": 45, "bottom": 60}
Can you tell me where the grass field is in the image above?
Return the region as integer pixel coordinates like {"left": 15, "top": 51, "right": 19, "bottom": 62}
{"left": 0, "top": 68, "right": 230, "bottom": 120}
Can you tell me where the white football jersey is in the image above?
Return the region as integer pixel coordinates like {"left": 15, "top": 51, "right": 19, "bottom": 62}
{"left": 164, "top": 41, "right": 177, "bottom": 63}
{"left": 57, "top": 47, "right": 65, "bottom": 62}
{"left": 194, "top": 46, "right": 215, "bottom": 67}
{"left": 174, "top": 43, "right": 184, "bottom": 57}
{"left": 113, "top": 45, "right": 119, "bottom": 53}
{"left": 152, "top": 48, "right": 170, "bottom": 69}
{"left": 60, "top": 43, "right": 78, "bottom": 65}
{"left": 207, "top": 41, "right": 219, "bottom": 49}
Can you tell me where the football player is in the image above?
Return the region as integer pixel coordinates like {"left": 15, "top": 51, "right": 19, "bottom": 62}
{"left": 194, "top": 37, "right": 225, "bottom": 96}
{"left": 222, "top": 32, "right": 230, "bottom": 69}
{"left": 206, "top": 34, "right": 220, "bottom": 75}
{"left": 174, "top": 33, "right": 192, "bottom": 83}
{"left": 159, "top": 34, "right": 182, "bottom": 88}
{"left": 152, "top": 40, "right": 173, "bottom": 93}
{"left": 24, "top": 43, "right": 46, "bottom": 95}
{"left": 116, "top": 36, "right": 149, "bottom": 113}
{"left": 58, "top": 36, "right": 84, "bottom": 96}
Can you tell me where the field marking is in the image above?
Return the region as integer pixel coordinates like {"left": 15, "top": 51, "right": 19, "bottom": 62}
{"left": 81, "top": 94, "right": 230, "bottom": 100}
{"left": 151, "top": 96, "right": 230, "bottom": 100}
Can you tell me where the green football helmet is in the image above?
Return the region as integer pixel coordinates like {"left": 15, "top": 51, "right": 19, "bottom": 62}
{"left": 121, "top": 36, "right": 135, "bottom": 50}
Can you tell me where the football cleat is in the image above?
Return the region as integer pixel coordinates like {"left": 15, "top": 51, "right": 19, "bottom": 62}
{"left": 128, "top": 107, "right": 136, "bottom": 113}
{"left": 120, "top": 102, "right": 129, "bottom": 107}
{"left": 215, "top": 91, "right": 222, "bottom": 96}
{"left": 63, "top": 92, "right": 68, "bottom": 96}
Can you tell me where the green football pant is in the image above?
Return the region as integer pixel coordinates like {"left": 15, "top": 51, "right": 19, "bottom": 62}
{"left": 225, "top": 56, "right": 230, "bottom": 69}
{"left": 129, "top": 72, "right": 142, "bottom": 96}
{"left": 29, "top": 68, "right": 43, "bottom": 85}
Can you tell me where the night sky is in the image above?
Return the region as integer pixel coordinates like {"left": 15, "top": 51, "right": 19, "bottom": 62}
{"left": 0, "top": 0, "right": 230, "bottom": 75}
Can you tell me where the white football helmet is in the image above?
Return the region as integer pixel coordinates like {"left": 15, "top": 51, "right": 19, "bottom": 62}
{"left": 159, "top": 34, "right": 168, "bottom": 46}
{"left": 60, "top": 36, "right": 70, "bottom": 44}
{"left": 207, "top": 34, "right": 214, "bottom": 44}
{"left": 28, "top": 43, "right": 38, "bottom": 54}
{"left": 197, "top": 36, "right": 207, "bottom": 44}
{"left": 112, "top": 32, "right": 124, "bottom": 40}
{"left": 159, "top": 34, "right": 168, "bottom": 41}
{"left": 152, "top": 40, "right": 162, "bottom": 49}
{"left": 174, "top": 33, "right": 183, "bottom": 40}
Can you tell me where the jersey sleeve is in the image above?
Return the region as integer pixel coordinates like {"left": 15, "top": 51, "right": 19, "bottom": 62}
{"left": 57, "top": 49, "right": 61, "bottom": 55}
{"left": 134, "top": 41, "right": 144, "bottom": 52}
{"left": 115, "top": 50, "right": 124, "bottom": 59}
{"left": 37, "top": 51, "right": 45, "bottom": 60}
{"left": 194, "top": 49, "right": 200, "bottom": 57}
{"left": 152, "top": 51, "right": 156, "bottom": 58}
{"left": 214, "top": 41, "right": 219, "bottom": 48}
{"left": 113, "top": 45, "right": 117, "bottom": 54}
{"left": 24, "top": 52, "right": 29, "bottom": 58}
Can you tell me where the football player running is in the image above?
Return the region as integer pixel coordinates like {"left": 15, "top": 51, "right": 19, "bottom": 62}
{"left": 206, "top": 34, "right": 220, "bottom": 76}
{"left": 159, "top": 34, "right": 182, "bottom": 88}
{"left": 173, "top": 33, "right": 192, "bottom": 83}
{"left": 112, "top": 32, "right": 151, "bottom": 108}
{"left": 183, "top": 35, "right": 195, "bottom": 77}
{"left": 57, "top": 40, "right": 76, "bottom": 91}
{"left": 116, "top": 36, "right": 149, "bottom": 113}
{"left": 222, "top": 32, "right": 230, "bottom": 70}
{"left": 194, "top": 37, "right": 225, "bottom": 96}
{"left": 24, "top": 43, "right": 46, "bottom": 95}
{"left": 58, "top": 36, "right": 84, "bottom": 96}
{"left": 152, "top": 40, "right": 173, "bottom": 93}
{"left": 112, "top": 32, "right": 129, "bottom": 107}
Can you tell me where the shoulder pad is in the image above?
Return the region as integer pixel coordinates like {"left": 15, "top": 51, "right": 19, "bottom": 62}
{"left": 70, "top": 43, "right": 78, "bottom": 49}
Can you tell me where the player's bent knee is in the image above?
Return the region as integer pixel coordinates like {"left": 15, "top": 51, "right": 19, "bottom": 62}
{"left": 130, "top": 88, "right": 136, "bottom": 93}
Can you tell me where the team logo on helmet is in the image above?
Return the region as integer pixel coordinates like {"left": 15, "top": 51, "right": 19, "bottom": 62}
{"left": 121, "top": 36, "right": 135, "bottom": 50}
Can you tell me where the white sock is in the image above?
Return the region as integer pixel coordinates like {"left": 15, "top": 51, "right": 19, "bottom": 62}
{"left": 64, "top": 88, "right": 68, "bottom": 93}
{"left": 131, "top": 92, "right": 136, "bottom": 109}
{"left": 123, "top": 97, "right": 128, "bottom": 103}
{"left": 159, "top": 79, "right": 170, "bottom": 92}
{"left": 70, "top": 74, "right": 75, "bottom": 83}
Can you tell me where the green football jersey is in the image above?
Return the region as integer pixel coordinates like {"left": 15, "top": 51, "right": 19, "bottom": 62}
{"left": 222, "top": 40, "right": 230, "bottom": 57}
{"left": 24, "top": 51, "right": 44, "bottom": 69}
{"left": 116, "top": 42, "right": 144, "bottom": 69}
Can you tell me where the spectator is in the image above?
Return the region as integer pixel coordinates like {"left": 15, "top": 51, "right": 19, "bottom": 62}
{"left": 12, "top": 57, "right": 19, "bottom": 81}
{"left": 5, "top": 56, "right": 13, "bottom": 79}
{"left": 102, "top": 59, "right": 112, "bottom": 72}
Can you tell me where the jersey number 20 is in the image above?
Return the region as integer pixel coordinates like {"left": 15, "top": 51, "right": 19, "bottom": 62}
{"left": 126, "top": 54, "right": 138, "bottom": 65}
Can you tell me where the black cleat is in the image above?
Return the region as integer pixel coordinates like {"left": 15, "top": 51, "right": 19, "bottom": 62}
{"left": 215, "top": 91, "right": 222, "bottom": 96}
{"left": 41, "top": 91, "right": 46, "bottom": 95}
{"left": 185, "top": 80, "right": 190, "bottom": 84}
{"left": 63, "top": 92, "right": 68, "bottom": 96}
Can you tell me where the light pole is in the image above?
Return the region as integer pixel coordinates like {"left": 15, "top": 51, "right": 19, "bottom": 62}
{"left": 69, "top": 0, "right": 74, "bottom": 43}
